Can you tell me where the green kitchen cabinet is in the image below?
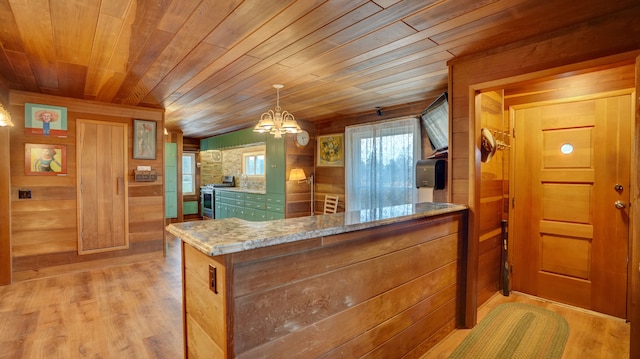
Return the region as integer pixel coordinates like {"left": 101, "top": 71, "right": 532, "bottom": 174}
{"left": 266, "top": 136, "right": 285, "bottom": 194}
{"left": 183, "top": 201, "right": 198, "bottom": 215}
{"left": 201, "top": 128, "right": 265, "bottom": 151}
{"left": 165, "top": 143, "right": 178, "bottom": 219}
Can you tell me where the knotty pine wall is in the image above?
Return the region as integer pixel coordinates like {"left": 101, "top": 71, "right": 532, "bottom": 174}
{"left": 448, "top": 5, "right": 640, "bottom": 318}
{"left": 477, "top": 91, "right": 508, "bottom": 306}
{"left": 6, "top": 90, "right": 165, "bottom": 282}
{"left": 313, "top": 100, "right": 441, "bottom": 213}
{"left": 285, "top": 121, "right": 315, "bottom": 218}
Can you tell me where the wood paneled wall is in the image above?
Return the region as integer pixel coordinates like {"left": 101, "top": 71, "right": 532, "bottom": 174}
{"left": 477, "top": 91, "right": 507, "bottom": 306}
{"left": 7, "top": 91, "right": 165, "bottom": 282}
{"left": 449, "top": 5, "right": 640, "bottom": 322}
{"left": 0, "top": 84, "right": 10, "bottom": 285}
{"left": 285, "top": 121, "right": 315, "bottom": 217}
{"left": 313, "top": 100, "right": 440, "bottom": 212}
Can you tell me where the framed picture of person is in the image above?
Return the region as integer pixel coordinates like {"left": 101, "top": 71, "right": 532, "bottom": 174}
{"left": 133, "top": 119, "right": 157, "bottom": 160}
{"left": 25, "top": 143, "right": 67, "bottom": 176}
{"left": 24, "top": 103, "right": 68, "bottom": 137}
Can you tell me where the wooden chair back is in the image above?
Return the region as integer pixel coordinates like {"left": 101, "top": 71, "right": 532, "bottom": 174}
{"left": 323, "top": 194, "right": 339, "bottom": 214}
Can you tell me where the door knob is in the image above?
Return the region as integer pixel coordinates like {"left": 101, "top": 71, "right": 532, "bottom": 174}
{"left": 614, "top": 200, "right": 626, "bottom": 209}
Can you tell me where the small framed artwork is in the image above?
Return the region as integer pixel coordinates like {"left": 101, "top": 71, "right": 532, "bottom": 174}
{"left": 24, "top": 103, "right": 68, "bottom": 137}
{"left": 317, "top": 133, "right": 344, "bottom": 167}
{"left": 133, "top": 119, "right": 157, "bottom": 160}
{"left": 25, "top": 143, "right": 67, "bottom": 176}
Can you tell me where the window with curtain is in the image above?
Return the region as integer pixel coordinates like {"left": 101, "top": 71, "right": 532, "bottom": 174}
{"left": 345, "top": 117, "right": 421, "bottom": 212}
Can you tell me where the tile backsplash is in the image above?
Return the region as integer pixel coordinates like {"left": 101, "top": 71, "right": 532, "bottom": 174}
{"left": 200, "top": 145, "right": 266, "bottom": 191}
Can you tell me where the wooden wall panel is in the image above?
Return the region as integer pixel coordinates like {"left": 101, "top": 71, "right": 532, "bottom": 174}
{"left": 476, "top": 91, "right": 507, "bottom": 307}
{"left": 284, "top": 121, "right": 315, "bottom": 218}
{"left": 229, "top": 214, "right": 466, "bottom": 358}
{"left": 7, "top": 90, "right": 165, "bottom": 282}
{"left": 449, "top": 7, "right": 640, "bottom": 320}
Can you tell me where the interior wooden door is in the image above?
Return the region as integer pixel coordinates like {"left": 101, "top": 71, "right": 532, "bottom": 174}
{"left": 77, "top": 119, "right": 129, "bottom": 254}
{"left": 511, "top": 93, "right": 632, "bottom": 318}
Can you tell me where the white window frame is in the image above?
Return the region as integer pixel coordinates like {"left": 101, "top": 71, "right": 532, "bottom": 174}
{"left": 182, "top": 152, "right": 196, "bottom": 195}
{"left": 242, "top": 151, "right": 265, "bottom": 177}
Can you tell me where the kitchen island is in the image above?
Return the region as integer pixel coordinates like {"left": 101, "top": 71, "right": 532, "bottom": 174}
{"left": 167, "top": 202, "right": 468, "bottom": 358}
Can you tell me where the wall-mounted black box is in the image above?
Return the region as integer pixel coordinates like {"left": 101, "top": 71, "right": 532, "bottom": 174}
{"left": 416, "top": 159, "right": 446, "bottom": 189}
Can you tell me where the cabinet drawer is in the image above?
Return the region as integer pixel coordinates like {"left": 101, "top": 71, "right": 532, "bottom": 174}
{"left": 245, "top": 200, "right": 265, "bottom": 210}
{"left": 183, "top": 201, "right": 199, "bottom": 215}
{"left": 266, "top": 211, "right": 285, "bottom": 220}
{"left": 266, "top": 193, "right": 285, "bottom": 205}
{"left": 265, "top": 204, "right": 284, "bottom": 213}
{"left": 244, "top": 193, "right": 265, "bottom": 202}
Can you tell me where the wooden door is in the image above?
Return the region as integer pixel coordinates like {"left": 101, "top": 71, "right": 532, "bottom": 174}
{"left": 77, "top": 119, "right": 129, "bottom": 254}
{"left": 511, "top": 93, "right": 632, "bottom": 318}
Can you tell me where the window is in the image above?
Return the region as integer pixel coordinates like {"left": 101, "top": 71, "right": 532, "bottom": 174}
{"left": 345, "top": 117, "right": 420, "bottom": 211}
{"left": 182, "top": 153, "right": 196, "bottom": 195}
{"left": 243, "top": 151, "right": 265, "bottom": 176}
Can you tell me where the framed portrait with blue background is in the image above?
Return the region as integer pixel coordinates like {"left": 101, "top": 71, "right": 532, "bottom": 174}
{"left": 24, "top": 103, "right": 68, "bottom": 137}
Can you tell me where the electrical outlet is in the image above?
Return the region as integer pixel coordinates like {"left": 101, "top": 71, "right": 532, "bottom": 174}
{"left": 18, "top": 189, "right": 32, "bottom": 199}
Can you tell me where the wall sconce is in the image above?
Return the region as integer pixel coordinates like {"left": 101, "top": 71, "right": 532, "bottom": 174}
{"left": 0, "top": 103, "right": 13, "bottom": 127}
{"left": 290, "top": 168, "right": 314, "bottom": 216}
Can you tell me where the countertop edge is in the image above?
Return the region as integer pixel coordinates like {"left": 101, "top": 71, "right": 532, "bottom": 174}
{"left": 167, "top": 203, "right": 468, "bottom": 257}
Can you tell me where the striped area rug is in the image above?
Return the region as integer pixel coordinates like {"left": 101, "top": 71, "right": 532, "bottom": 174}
{"left": 449, "top": 302, "right": 569, "bottom": 359}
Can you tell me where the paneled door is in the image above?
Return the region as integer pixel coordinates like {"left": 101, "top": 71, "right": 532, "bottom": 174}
{"left": 511, "top": 93, "right": 632, "bottom": 318}
{"left": 77, "top": 119, "right": 129, "bottom": 254}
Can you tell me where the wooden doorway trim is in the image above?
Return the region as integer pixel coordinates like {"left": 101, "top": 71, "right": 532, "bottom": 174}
{"left": 466, "top": 51, "right": 639, "bottom": 328}
{"left": 630, "top": 55, "right": 640, "bottom": 358}
{"left": 0, "top": 127, "right": 11, "bottom": 285}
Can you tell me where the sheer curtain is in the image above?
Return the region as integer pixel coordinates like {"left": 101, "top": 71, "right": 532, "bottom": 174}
{"left": 345, "top": 116, "right": 421, "bottom": 212}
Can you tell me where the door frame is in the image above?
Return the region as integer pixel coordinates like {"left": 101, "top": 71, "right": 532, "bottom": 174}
{"left": 468, "top": 53, "right": 639, "bottom": 356}
{"left": 630, "top": 55, "right": 640, "bottom": 357}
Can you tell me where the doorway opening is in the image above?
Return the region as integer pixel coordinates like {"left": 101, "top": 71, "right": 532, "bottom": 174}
{"left": 477, "top": 63, "right": 636, "bottom": 319}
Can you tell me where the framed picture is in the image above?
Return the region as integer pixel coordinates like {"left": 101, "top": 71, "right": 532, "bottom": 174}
{"left": 317, "top": 133, "right": 344, "bottom": 167}
{"left": 133, "top": 119, "right": 156, "bottom": 159}
{"left": 24, "top": 103, "right": 68, "bottom": 137}
{"left": 25, "top": 143, "right": 67, "bottom": 175}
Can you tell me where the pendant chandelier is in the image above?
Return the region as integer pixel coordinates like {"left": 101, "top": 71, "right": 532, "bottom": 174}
{"left": 253, "top": 84, "right": 300, "bottom": 138}
{"left": 0, "top": 103, "right": 13, "bottom": 127}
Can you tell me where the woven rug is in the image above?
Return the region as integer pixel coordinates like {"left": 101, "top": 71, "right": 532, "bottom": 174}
{"left": 449, "top": 302, "right": 569, "bottom": 359}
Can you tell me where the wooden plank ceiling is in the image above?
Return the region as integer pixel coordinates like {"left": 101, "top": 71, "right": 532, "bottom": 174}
{"left": 0, "top": 0, "right": 635, "bottom": 138}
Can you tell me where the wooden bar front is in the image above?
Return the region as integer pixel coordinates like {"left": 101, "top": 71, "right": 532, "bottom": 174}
{"left": 181, "top": 211, "right": 468, "bottom": 358}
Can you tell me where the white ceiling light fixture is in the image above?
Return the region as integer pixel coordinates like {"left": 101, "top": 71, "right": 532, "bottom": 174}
{"left": 253, "top": 84, "right": 300, "bottom": 138}
{"left": 0, "top": 103, "right": 13, "bottom": 127}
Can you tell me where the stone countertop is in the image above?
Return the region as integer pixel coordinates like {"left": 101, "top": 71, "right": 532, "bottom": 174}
{"left": 166, "top": 202, "right": 468, "bottom": 256}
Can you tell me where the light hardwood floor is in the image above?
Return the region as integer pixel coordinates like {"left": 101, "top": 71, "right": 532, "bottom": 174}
{"left": 0, "top": 236, "right": 184, "bottom": 358}
{"left": 0, "top": 234, "right": 630, "bottom": 358}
